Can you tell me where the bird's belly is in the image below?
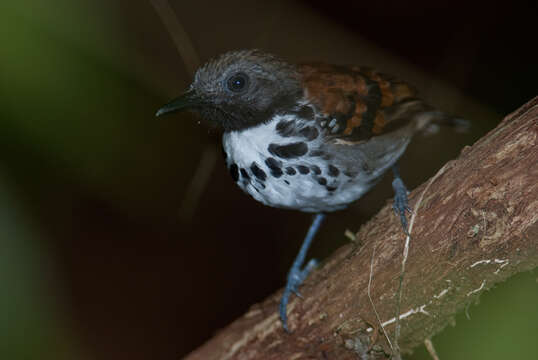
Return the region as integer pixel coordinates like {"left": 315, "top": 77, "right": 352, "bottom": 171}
{"left": 237, "top": 172, "right": 373, "bottom": 213}
{"left": 222, "top": 131, "right": 376, "bottom": 212}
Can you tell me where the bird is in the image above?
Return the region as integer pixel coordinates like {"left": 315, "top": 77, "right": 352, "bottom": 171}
{"left": 156, "top": 49, "right": 464, "bottom": 332}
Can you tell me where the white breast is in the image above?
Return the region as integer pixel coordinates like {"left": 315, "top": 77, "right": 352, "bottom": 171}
{"left": 222, "top": 114, "right": 376, "bottom": 213}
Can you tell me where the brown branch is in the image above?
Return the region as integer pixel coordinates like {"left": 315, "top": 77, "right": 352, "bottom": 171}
{"left": 185, "top": 97, "right": 538, "bottom": 360}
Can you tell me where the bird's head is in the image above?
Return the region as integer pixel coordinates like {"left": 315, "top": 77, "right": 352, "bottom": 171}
{"left": 156, "top": 50, "right": 303, "bottom": 131}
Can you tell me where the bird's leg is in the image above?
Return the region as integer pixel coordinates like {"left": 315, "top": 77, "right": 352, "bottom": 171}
{"left": 391, "top": 165, "right": 412, "bottom": 234}
{"left": 280, "top": 213, "right": 326, "bottom": 332}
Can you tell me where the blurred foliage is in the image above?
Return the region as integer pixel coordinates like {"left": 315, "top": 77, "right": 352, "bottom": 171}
{"left": 1, "top": 0, "right": 195, "bottom": 216}
{"left": 410, "top": 271, "right": 538, "bottom": 359}
{"left": 0, "top": 175, "right": 83, "bottom": 360}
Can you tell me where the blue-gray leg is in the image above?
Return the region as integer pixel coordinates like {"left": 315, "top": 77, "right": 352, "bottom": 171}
{"left": 391, "top": 165, "right": 412, "bottom": 233}
{"left": 280, "top": 213, "right": 326, "bottom": 332}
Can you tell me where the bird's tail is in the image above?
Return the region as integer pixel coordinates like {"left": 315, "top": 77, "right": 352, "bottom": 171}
{"left": 383, "top": 97, "right": 470, "bottom": 136}
{"left": 419, "top": 110, "right": 470, "bottom": 136}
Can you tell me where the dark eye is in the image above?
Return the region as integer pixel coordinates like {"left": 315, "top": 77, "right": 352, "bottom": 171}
{"left": 226, "top": 73, "right": 249, "bottom": 92}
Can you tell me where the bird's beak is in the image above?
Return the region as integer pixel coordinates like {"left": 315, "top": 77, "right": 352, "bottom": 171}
{"left": 155, "top": 89, "right": 199, "bottom": 117}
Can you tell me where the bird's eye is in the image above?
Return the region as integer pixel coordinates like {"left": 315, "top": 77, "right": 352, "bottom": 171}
{"left": 226, "top": 73, "right": 249, "bottom": 93}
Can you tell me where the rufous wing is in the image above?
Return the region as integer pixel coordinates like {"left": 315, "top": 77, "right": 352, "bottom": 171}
{"left": 299, "top": 63, "right": 428, "bottom": 141}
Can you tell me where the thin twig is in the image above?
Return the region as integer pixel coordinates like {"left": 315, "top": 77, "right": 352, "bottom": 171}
{"left": 150, "top": 1, "right": 217, "bottom": 220}
{"left": 367, "top": 242, "right": 394, "bottom": 352}
{"left": 179, "top": 145, "right": 218, "bottom": 221}
{"left": 424, "top": 338, "right": 440, "bottom": 360}
{"left": 149, "top": 0, "right": 200, "bottom": 75}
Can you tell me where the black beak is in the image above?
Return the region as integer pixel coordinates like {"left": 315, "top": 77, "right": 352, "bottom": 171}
{"left": 155, "top": 89, "right": 199, "bottom": 117}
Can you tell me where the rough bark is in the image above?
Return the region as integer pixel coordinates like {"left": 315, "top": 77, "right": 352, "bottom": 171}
{"left": 185, "top": 97, "right": 538, "bottom": 360}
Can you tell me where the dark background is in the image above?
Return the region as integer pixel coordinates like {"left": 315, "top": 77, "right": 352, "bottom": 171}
{"left": 1, "top": 1, "right": 536, "bottom": 359}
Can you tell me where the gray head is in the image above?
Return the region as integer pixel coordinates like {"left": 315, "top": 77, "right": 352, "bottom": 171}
{"left": 156, "top": 50, "right": 303, "bottom": 131}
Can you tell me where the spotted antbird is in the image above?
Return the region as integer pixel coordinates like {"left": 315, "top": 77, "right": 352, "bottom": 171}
{"left": 157, "top": 49, "right": 465, "bottom": 332}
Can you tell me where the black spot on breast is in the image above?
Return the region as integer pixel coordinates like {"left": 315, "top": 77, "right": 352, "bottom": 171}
{"left": 271, "top": 169, "right": 283, "bottom": 178}
{"left": 240, "top": 168, "right": 250, "bottom": 180}
{"left": 317, "top": 177, "right": 327, "bottom": 186}
{"left": 289, "top": 105, "right": 315, "bottom": 121}
{"left": 268, "top": 142, "right": 308, "bottom": 159}
{"left": 265, "top": 157, "right": 281, "bottom": 169}
{"left": 328, "top": 165, "right": 340, "bottom": 177}
{"left": 275, "top": 120, "right": 296, "bottom": 137}
{"left": 265, "top": 157, "right": 283, "bottom": 178}
{"left": 251, "top": 162, "right": 267, "bottom": 181}
{"left": 297, "top": 165, "right": 310, "bottom": 174}
{"left": 297, "top": 106, "right": 315, "bottom": 120}
{"left": 344, "top": 170, "right": 358, "bottom": 178}
{"left": 326, "top": 185, "right": 337, "bottom": 192}
{"left": 285, "top": 167, "right": 296, "bottom": 175}
{"left": 229, "top": 163, "right": 239, "bottom": 182}
{"left": 298, "top": 126, "right": 319, "bottom": 141}
{"left": 284, "top": 180, "right": 290, "bottom": 185}
{"left": 311, "top": 165, "right": 321, "bottom": 175}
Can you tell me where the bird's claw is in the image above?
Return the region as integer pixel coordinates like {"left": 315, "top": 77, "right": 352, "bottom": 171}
{"left": 392, "top": 177, "right": 412, "bottom": 234}
{"left": 279, "top": 258, "right": 318, "bottom": 332}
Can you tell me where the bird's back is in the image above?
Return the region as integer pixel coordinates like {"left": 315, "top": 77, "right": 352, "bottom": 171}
{"left": 299, "top": 62, "right": 441, "bottom": 141}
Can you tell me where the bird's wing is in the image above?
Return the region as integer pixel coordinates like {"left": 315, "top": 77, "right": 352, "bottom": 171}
{"left": 298, "top": 63, "right": 435, "bottom": 143}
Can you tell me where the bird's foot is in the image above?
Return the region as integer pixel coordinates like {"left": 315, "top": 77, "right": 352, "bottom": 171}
{"left": 279, "top": 213, "right": 325, "bottom": 332}
{"left": 392, "top": 177, "right": 412, "bottom": 234}
{"left": 279, "top": 258, "right": 318, "bottom": 332}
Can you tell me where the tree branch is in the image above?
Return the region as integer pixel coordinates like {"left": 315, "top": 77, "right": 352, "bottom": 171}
{"left": 185, "top": 97, "right": 538, "bottom": 360}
